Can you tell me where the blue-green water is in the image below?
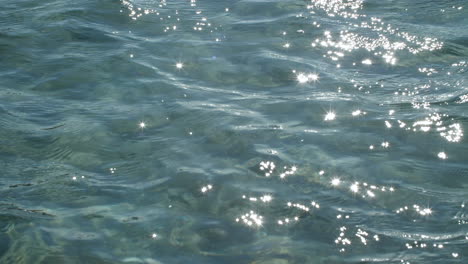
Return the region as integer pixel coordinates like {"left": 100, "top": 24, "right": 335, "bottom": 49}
{"left": 1, "top": 0, "right": 468, "bottom": 263}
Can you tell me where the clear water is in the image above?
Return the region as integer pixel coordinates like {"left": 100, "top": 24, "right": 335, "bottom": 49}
{"left": 1, "top": 0, "right": 468, "bottom": 263}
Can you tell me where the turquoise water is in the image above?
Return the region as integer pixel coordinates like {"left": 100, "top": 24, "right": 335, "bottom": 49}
{"left": 1, "top": 0, "right": 468, "bottom": 263}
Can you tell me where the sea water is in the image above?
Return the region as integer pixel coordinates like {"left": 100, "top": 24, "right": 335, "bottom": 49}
{"left": 1, "top": 0, "right": 468, "bottom": 263}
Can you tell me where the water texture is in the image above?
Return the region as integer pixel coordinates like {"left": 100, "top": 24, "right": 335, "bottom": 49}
{"left": 1, "top": 0, "right": 468, "bottom": 263}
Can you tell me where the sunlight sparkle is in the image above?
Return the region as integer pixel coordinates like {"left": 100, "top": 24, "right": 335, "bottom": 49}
{"left": 324, "top": 111, "right": 336, "bottom": 121}
{"left": 331, "top": 178, "right": 341, "bottom": 186}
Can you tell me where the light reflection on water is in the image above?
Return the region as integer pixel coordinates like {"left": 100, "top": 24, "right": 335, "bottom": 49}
{"left": 0, "top": 0, "right": 468, "bottom": 263}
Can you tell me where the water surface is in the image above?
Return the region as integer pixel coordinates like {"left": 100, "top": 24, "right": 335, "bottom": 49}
{"left": 1, "top": 0, "right": 468, "bottom": 263}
